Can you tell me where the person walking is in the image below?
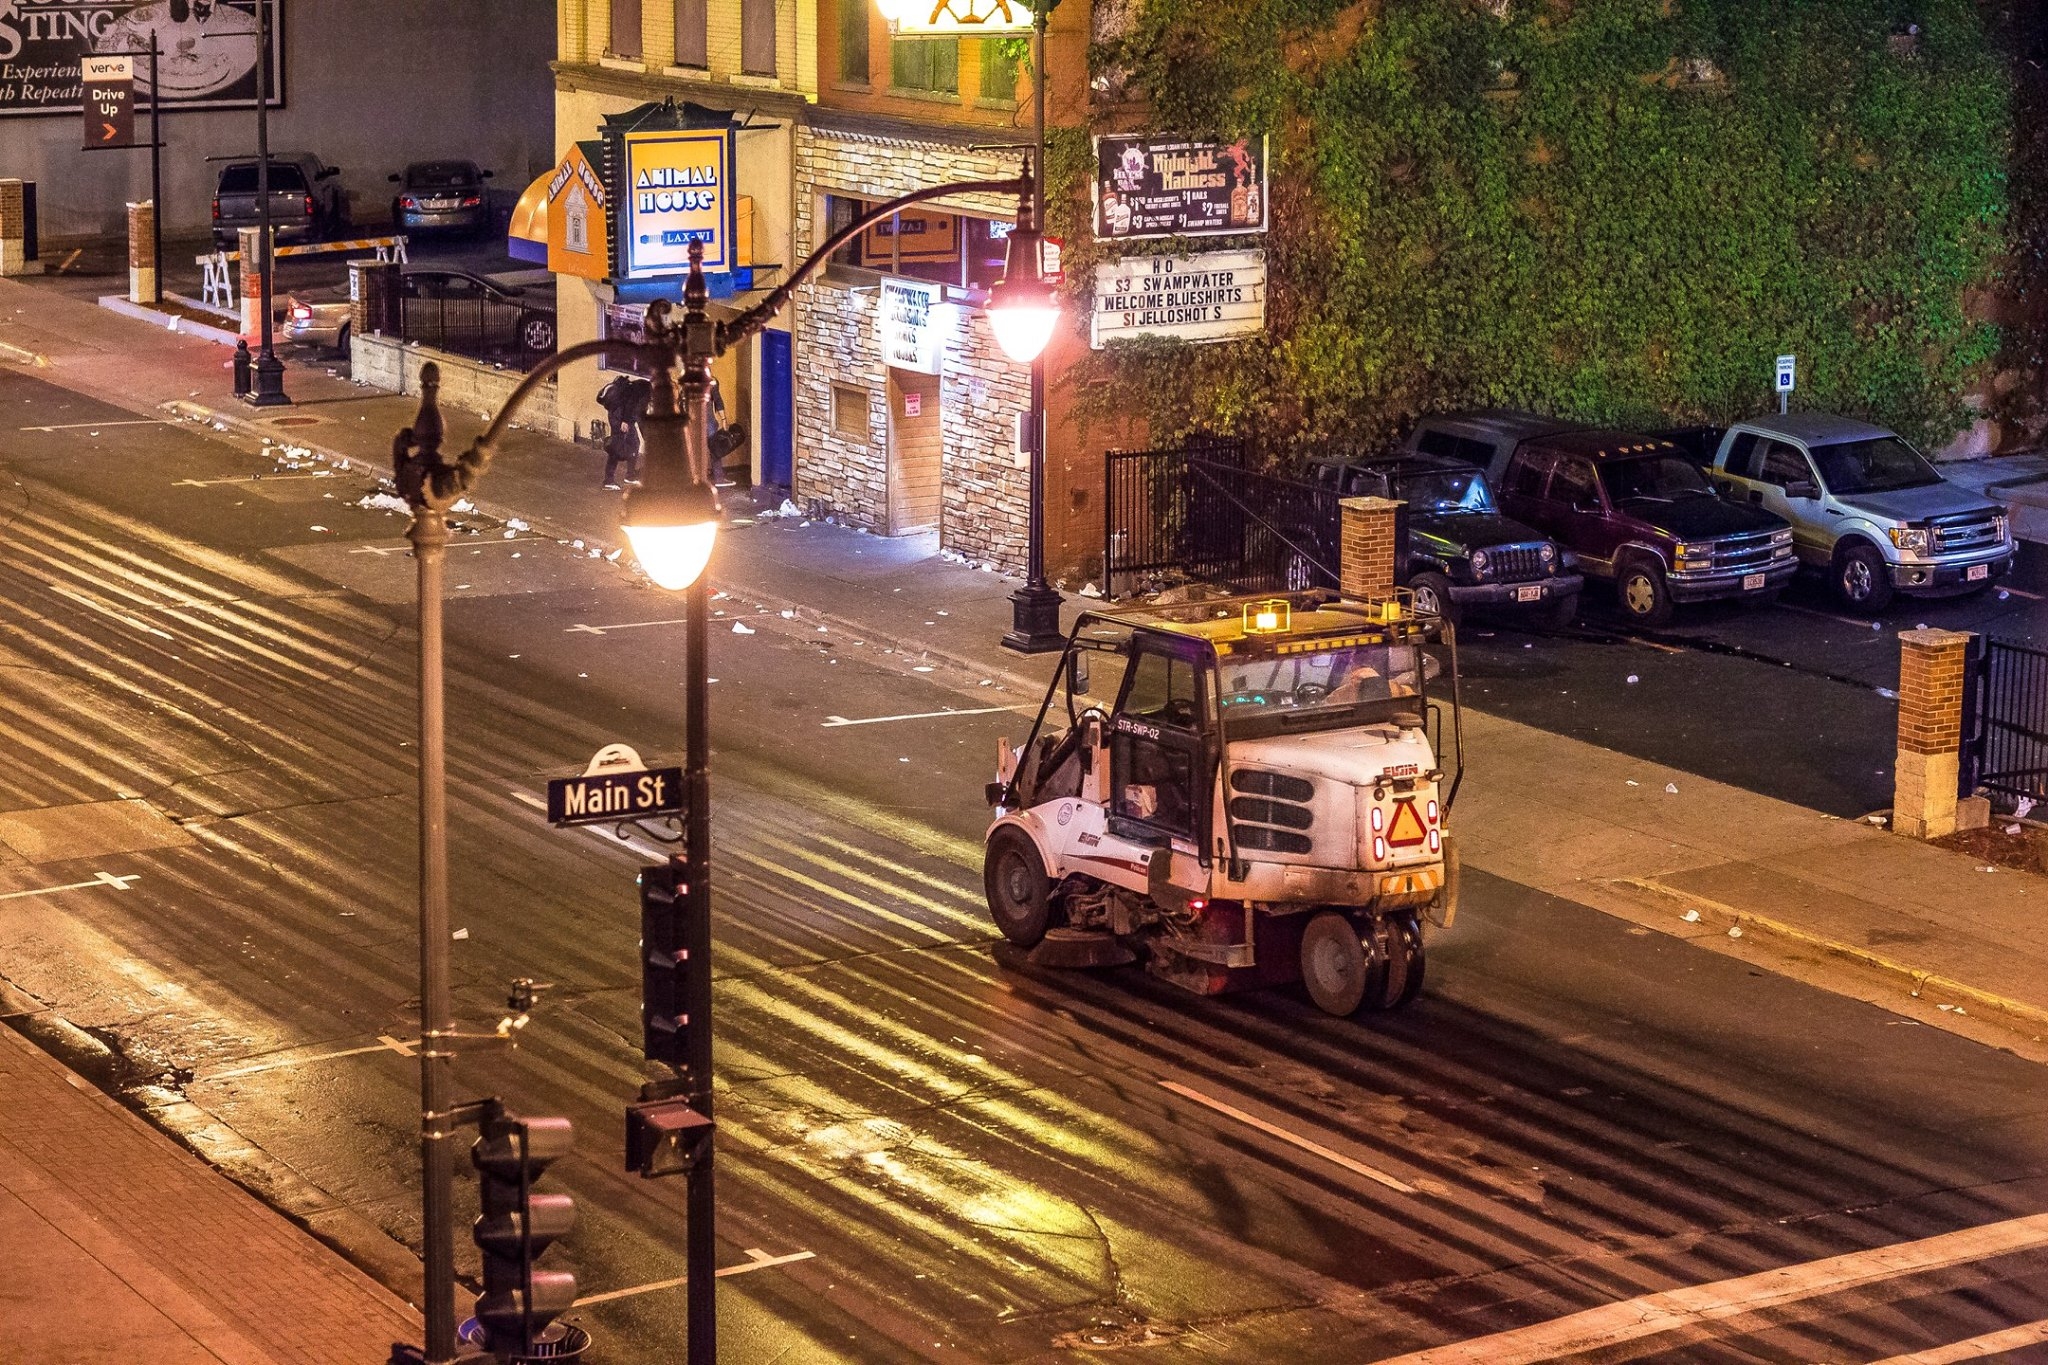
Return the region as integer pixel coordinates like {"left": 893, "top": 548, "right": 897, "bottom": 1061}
{"left": 597, "top": 372, "right": 652, "bottom": 490}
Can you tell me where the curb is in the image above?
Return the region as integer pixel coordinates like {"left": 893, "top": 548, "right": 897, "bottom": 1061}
{"left": 99, "top": 294, "right": 241, "bottom": 347}
{"left": 1614, "top": 876, "right": 2048, "bottom": 1035}
{"left": 0, "top": 336, "right": 48, "bottom": 366}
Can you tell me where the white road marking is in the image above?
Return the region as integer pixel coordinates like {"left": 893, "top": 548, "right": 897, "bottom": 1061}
{"left": 575, "top": 1249, "right": 817, "bottom": 1306}
{"left": 51, "top": 585, "right": 174, "bottom": 640}
{"left": 172, "top": 471, "right": 336, "bottom": 487}
{"left": 1158, "top": 1080, "right": 1417, "bottom": 1195}
{"left": 348, "top": 545, "right": 409, "bottom": 557}
{"left": 1370, "top": 1211, "right": 2048, "bottom": 1365}
{"left": 1777, "top": 602, "right": 1881, "bottom": 629}
{"left": 1863, "top": 1318, "right": 2048, "bottom": 1364}
{"left": 203, "top": 1035, "right": 421, "bottom": 1082}
{"left": 822, "top": 705, "right": 1019, "bottom": 727}
{"left": 567, "top": 617, "right": 691, "bottom": 635}
{"left": 21, "top": 419, "right": 166, "bottom": 432}
{"left": 0, "top": 870, "right": 139, "bottom": 902}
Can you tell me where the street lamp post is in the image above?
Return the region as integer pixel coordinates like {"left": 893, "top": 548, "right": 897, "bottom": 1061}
{"left": 392, "top": 165, "right": 1053, "bottom": 1365}
{"left": 1001, "top": 0, "right": 1066, "bottom": 653}
{"left": 248, "top": 0, "right": 288, "bottom": 407}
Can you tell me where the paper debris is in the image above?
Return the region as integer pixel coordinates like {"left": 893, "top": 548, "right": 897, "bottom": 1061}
{"left": 2017, "top": 797, "right": 2038, "bottom": 818}
{"left": 1626, "top": 674, "right": 1639, "bottom": 684}
{"left": 1726, "top": 925, "right": 1743, "bottom": 939}
{"left": 937, "top": 610, "right": 950, "bottom": 617}
{"left": 2006, "top": 823, "right": 2023, "bottom": 836}
{"left": 732, "top": 622, "right": 755, "bottom": 634}
{"left": 1681, "top": 908, "right": 1701, "bottom": 923}
{"left": 1664, "top": 782, "right": 1679, "bottom": 794}
{"left": 356, "top": 491, "right": 410, "bottom": 513}
{"left": 1877, "top": 687, "right": 1897, "bottom": 699}
{"left": 913, "top": 665, "right": 935, "bottom": 672}
{"left": 1078, "top": 582, "right": 1102, "bottom": 598}
{"left": 781, "top": 609, "right": 795, "bottom": 619}
{"left": 506, "top": 517, "right": 530, "bottom": 531}
{"left": 1626, "top": 779, "right": 1640, "bottom": 787}
{"left": 1980, "top": 865, "right": 1997, "bottom": 873}
{"left": 310, "top": 524, "right": 329, "bottom": 532}
{"left": 1866, "top": 814, "right": 1887, "bottom": 825}
{"left": 452, "top": 928, "right": 469, "bottom": 940}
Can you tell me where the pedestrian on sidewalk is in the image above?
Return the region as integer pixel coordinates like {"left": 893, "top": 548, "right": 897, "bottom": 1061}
{"left": 597, "top": 372, "right": 652, "bottom": 490}
{"left": 705, "top": 376, "right": 750, "bottom": 492}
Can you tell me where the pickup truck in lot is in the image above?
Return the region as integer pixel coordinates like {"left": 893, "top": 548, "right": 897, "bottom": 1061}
{"left": 1686, "top": 413, "right": 2014, "bottom": 611}
{"left": 1402, "top": 411, "right": 1795, "bottom": 626}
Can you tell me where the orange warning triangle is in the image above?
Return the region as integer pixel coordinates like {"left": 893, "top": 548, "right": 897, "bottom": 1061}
{"left": 1386, "top": 797, "right": 1427, "bottom": 847}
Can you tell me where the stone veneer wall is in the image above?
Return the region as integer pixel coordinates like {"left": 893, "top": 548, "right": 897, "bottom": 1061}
{"left": 792, "top": 124, "right": 1031, "bottom": 570}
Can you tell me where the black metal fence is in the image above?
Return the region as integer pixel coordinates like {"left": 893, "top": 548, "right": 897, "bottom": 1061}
{"left": 1103, "top": 438, "right": 1343, "bottom": 598}
{"left": 1968, "top": 637, "right": 2048, "bottom": 802}
{"left": 399, "top": 292, "right": 548, "bottom": 367}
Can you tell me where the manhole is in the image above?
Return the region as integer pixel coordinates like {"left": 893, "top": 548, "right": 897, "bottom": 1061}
{"left": 266, "top": 414, "right": 327, "bottom": 427}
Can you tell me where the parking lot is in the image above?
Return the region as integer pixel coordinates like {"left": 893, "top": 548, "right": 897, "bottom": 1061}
{"left": 1454, "top": 539, "right": 2048, "bottom": 818}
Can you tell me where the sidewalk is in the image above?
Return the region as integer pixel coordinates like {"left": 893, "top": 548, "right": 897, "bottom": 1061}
{"left": 0, "top": 1019, "right": 419, "bottom": 1364}
{"left": 2, "top": 275, "right": 2047, "bottom": 1352}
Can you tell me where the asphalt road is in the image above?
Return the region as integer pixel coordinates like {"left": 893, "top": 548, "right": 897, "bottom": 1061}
{"left": 1, "top": 372, "right": 2045, "bottom": 1363}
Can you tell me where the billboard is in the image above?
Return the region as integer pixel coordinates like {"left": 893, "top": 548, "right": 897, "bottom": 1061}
{"left": 1093, "top": 134, "right": 1268, "bottom": 241}
{"left": 0, "top": 1, "right": 284, "bottom": 117}
{"left": 619, "top": 127, "right": 733, "bottom": 279}
{"left": 1091, "top": 249, "right": 1266, "bottom": 349}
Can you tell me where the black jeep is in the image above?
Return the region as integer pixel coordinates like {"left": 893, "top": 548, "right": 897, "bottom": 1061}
{"left": 1307, "top": 451, "right": 1584, "bottom": 626}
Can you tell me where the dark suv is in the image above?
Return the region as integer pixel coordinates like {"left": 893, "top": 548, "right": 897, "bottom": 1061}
{"left": 1308, "top": 452, "right": 1582, "bottom": 626}
{"left": 1403, "top": 412, "right": 1795, "bottom": 626}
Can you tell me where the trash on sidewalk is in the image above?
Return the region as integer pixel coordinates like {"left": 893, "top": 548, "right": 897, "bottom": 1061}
{"left": 452, "top": 927, "right": 469, "bottom": 940}
{"left": 1626, "top": 779, "right": 1640, "bottom": 786}
{"left": 356, "top": 491, "right": 409, "bottom": 513}
{"left": 1664, "top": 782, "right": 1679, "bottom": 794}
{"left": 1727, "top": 925, "right": 1743, "bottom": 939}
{"left": 1681, "top": 908, "right": 1701, "bottom": 923}
{"left": 1079, "top": 583, "right": 1102, "bottom": 598}
{"left": 1626, "top": 674, "right": 1639, "bottom": 684}
{"left": 732, "top": 622, "right": 755, "bottom": 634}
{"left": 2006, "top": 823, "right": 2024, "bottom": 836}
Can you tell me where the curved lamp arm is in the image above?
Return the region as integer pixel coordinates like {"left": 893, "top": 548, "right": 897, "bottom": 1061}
{"left": 394, "top": 340, "right": 666, "bottom": 512}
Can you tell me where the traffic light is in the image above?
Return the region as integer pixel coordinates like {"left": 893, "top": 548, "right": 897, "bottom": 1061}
{"left": 471, "top": 1104, "right": 578, "bottom": 1357}
{"left": 639, "top": 858, "right": 694, "bottom": 1069}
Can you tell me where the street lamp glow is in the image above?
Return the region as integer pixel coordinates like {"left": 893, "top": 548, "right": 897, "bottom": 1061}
{"left": 986, "top": 210, "right": 1058, "bottom": 364}
{"left": 872, "top": 0, "right": 923, "bottom": 26}
{"left": 623, "top": 475, "right": 722, "bottom": 590}
{"left": 624, "top": 520, "right": 719, "bottom": 591}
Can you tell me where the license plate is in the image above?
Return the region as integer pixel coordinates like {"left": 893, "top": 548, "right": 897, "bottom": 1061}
{"left": 425, "top": 198, "right": 456, "bottom": 210}
{"left": 1967, "top": 563, "right": 1989, "bottom": 581}
{"left": 1742, "top": 573, "right": 1766, "bottom": 590}
{"left": 1515, "top": 585, "right": 1542, "bottom": 603}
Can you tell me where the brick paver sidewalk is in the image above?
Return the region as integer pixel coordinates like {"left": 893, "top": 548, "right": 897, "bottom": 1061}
{"left": 0, "top": 1022, "right": 419, "bottom": 1364}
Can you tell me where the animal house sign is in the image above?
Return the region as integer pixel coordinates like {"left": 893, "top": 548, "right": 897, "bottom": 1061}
{"left": 1091, "top": 249, "right": 1267, "bottom": 349}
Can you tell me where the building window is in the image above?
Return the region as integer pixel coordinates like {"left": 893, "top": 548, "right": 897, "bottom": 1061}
{"left": 742, "top": 0, "right": 776, "bottom": 76}
{"left": 979, "top": 38, "right": 1018, "bottom": 102}
{"left": 609, "top": 0, "right": 643, "bottom": 58}
{"left": 890, "top": 37, "right": 958, "bottom": 95}
{"left": 824, "top": 193, "right": 1013, "bottom": 290}
{"left": 833, "top": 384, "right": 871, "bottom": 438}
{"left": 837, "top": 0, "right": 870, "bottom": 84}
{"left": 674, "top": 0, "right": 707, "bottom": 67}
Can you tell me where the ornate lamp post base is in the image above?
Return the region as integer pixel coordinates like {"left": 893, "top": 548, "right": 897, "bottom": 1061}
{"left": 1002, "top": 580, "right": 1065, "bottom": 654}
{"left": 248, "top": 351, "right": 291, "bottom": 407}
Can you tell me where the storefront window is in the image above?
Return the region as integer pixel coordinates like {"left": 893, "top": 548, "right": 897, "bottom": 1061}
{"left": 824, "top": 194, "right": 1012, "bottom": 291}
{"left": 890, "top": 37, "right": 958, "bottom": 94}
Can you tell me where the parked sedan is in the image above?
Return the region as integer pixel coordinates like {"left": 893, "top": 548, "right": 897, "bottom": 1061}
{"left": 283, "top": 269, "right": 555, "bottom": 363}
{"left": 389, "top": 160, "right": 493, "bottom": 236}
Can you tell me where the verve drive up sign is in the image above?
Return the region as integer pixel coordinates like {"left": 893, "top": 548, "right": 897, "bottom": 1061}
{"left": 1091, "top": 249, "right": 1266, "bottom": 349}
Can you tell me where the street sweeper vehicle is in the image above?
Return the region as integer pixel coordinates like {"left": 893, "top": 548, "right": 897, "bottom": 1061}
{"left": 984, "top": 594, "right": 1463, "bottom": 1016}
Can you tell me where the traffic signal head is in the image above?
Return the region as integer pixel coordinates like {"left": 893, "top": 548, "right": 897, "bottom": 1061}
{"left": 640, "top": 859, "right": 689, "bottom": 1068}
{"left": 472, "top": 1107, "right": 578, "bottom": 1355}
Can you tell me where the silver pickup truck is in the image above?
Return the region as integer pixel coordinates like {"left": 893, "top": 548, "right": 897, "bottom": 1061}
{"left": 1700, "top": 413, "right": 2013, "bottom": 610}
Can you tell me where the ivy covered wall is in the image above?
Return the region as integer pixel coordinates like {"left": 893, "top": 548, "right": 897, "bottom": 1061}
{"left": 1074, "top": 0, "right": 2016, "bottom": 457}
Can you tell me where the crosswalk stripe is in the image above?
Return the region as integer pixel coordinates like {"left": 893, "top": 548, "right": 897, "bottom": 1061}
{"left": 1370, "top": 1212, "right": 2048, "bottom": 1365}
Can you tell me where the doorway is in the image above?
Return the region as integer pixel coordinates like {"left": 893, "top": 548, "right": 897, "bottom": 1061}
{"left": 886, "top": 367, "right": 941, "bottom": 535}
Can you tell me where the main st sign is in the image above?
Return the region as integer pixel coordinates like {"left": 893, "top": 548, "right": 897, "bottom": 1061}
{"left": 547, "top": 744, "right": 685, "bottom": 827}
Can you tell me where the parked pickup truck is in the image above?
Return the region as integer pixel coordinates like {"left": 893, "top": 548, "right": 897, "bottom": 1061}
{"left": 1402, "top": 411, "right": 1795, "bottom": 626}
{"left": 1686, "top": 413, "right": 2014, "bottom": 611}
{"left": 211, "top": 153, "right": 347, "bottom": 250}
{"left": 1306, "top": 450, "right": 1583, "bottom": 626}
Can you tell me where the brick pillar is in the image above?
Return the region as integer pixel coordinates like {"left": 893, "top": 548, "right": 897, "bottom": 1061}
{"left": 1894, "top": 628, "right": 1972, "bottom": 838}
{"left": 1339, "top": 496, "right": 1401, "bottom": 603}
{"left": 348, "top": 258, "right": 401, "bottom": 340}
{"left": 237, "top": 226, "right": 265, "bottom": 340}
{"left": 126, "top": 200, "right": 156, "bottom": 304}
{"left": 0, "top": 178, "right": 37, "bottom": 276}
